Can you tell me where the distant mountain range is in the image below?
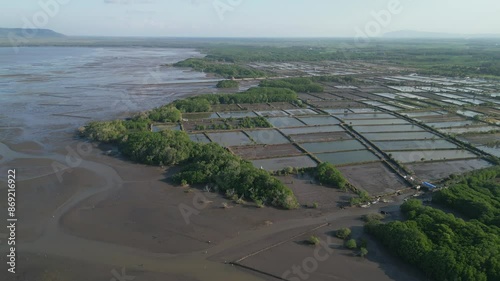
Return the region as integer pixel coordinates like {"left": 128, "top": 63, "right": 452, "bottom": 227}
{"left": 0, "top": 28, "right": 65, "bottom": 38}
{"left": 384, "top": 30, "right": 500, "bottom": 39}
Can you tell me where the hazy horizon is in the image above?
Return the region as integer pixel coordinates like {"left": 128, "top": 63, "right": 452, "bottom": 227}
{"left": 2, "top": 0, "right": 500, "bottom": 38}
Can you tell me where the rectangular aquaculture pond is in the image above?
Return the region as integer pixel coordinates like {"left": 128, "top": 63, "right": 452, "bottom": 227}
{"left": 207, "top": 131, "right": 253, "bottom": 147}
{"left": 189, "top": 133, "right": 211, "bottom": 143}
{"left": 390, "top": 150, "right": 477, "bottom": 163}
{"left": 245, "top": 129, "right": 290, "bottom": 145}
{"left": 280, "top": 125, "right": 345, "bottom": 135}
{"left": 298, "top": 116, "right": 341, "bottom": 126}
{"left": 346, "top": 118, "right": 409, "bottom": 126}
{"left": 373, "top": 139, "right": 457, "bottom": 151}
{"left": 301, "top": 140, "right": 365, "bottom": 153}
{"left": 267, "top": 117, "right": 306, "bottom": 128}
{"left": 315, "top": 150, "right": 379, "bottom": 166}
{"left": 354, "top": 124, "right": 425, "bottom": 133}
{"left": 363, "top": 131, "right": 439, "bottom": 141}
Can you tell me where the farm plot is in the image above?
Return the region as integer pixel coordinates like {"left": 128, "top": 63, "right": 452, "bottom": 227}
{"left": 230, "top": 143, "right": 302, "bottom": 160}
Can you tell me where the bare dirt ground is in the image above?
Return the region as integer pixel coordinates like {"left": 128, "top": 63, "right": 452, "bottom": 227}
{"left": 338, "top": 162, "right": 409, "bottom": 196}
{"left": 0, "top": 138, "right": 426, "bottom": 281}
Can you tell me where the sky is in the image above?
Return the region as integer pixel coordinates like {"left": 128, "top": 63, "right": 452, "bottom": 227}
{"left": 1, "top": 0, "right": 500, "bottom": 37}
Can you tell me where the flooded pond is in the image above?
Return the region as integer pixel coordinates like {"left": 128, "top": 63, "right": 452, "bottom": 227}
{"left": 322, "top": 108, "right": 353, "bottom": 114}
{"left": 439, "top": 126, "right": 499, "bottom": 134}
{"left": 347, "top": 118, "right": 409, "bottom": 126}
{"left": 334, "top": 113, "right": 395, "bottom": 120}
{"left": 256, "top": 110, "right": 289, "bottom": 117}
{"left": 285, "top": 109, "right": 318, "bottom": 116}
{"left": 427, "top": 121, "right": 478, "bottom": 128}
{"left": 301, "top": 140, "right": 365, "bottom": 153}
{"left": 373, "top": 139, "right": 458, "bottom": 151}
{"left": 316, "top": 150, "right": 379, "bottom": 166}
{"left": 354, "top": 124, "right": 425, "bottom": 133}
{"left": 207, "top": 131, "right": 252, "bottom": 147}
{"left": 477, "top": 146, "right": 500, "bottom": 157}
{"left": 390, "top": 150, "right": 477, "bottom": 163}
{"left": 252, "top": 155, "right": 317, "bottom": 171}
{"left": 218, "top": 112, "right": 257, "bottom": 119}
{"left": 245, "top": 129, "right": 290, "bottom": 145}
{"left": 402, "top": 111, "right": 443, "bottom": 118}
{"left": 280, "top": 125, "right": 344, "bottom": 135}
{"left": 379, "top": 105, "right": 403, "bottom": 111}
{"left": 298, "top": 116, "right": 340, "bottom": 126}
{"left": 363, "top": 131, "right": 439, "bottom": 141}
{"left": 189, "top": 133, "right": 211, "bottom": 143}
{"left": 267, "top": 117, "right": 306, "bottom": 128}
{"left": 349, "top": 108, "right": 379, "bottom": 113}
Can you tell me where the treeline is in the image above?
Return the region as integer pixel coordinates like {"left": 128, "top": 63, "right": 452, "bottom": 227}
{"left": 216, "top": 80, "right": 239, "bottom": 88}
{"left": 80, "top": 105, "right": 182, "bottom": 143}
{"left": 314, "top": 162, "right": 348, "bottom": 190}
{"left": 204, "top": 45, "right": 349, "bottom": 63}
{"left": 173, "top": 58, "right": 266, "bottom": 78}
{"left": 79, "top": 106, "right": 299, "bottom": 209}
{"left": 173, "top": 87, "right": 298, "bottom": 113}
{"left": 173, "top": 142, "right": 298, "bottom": 209}
{"left": 259, "top": 77, "right": 324, "bottom": 93}
{"left": 366, "top": 199, "right": 500, "bottom": 281}
{"left": 310, "top": 75, "right": 360, "bottom": 84}
{"left": 194, "top": 117, "right": 272, "bottom": 131}
{"left": 433, "top": 166, "right": 500, "bottom": 227}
